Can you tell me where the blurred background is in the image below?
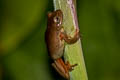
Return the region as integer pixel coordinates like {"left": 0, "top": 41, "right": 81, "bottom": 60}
{"left": 0, "top": 0, "right": 120, "bottom": 80}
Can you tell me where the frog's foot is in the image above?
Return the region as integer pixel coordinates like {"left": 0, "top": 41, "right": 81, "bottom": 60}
{"left": 65, "top": 61, "right": 78, "bottom": 72}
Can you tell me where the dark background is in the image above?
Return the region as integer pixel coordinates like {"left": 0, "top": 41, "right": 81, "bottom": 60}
{"left": 0, "top": 0, "right": 120, "bottom": 80}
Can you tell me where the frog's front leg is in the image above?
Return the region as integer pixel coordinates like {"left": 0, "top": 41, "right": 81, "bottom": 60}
{"left": 60, "top": 29, "right": 80, "bottom": 44}
{"left": 52, "top": 58, "right": 77, "bottom": 79}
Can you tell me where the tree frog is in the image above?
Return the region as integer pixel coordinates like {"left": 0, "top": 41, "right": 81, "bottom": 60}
{"left": 45, "top": 9, "right": 79, "bottom": 79}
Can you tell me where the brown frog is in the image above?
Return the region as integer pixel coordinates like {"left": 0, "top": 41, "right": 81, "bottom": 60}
{"left": 45, "top": 9, "right": 80, "bottom": 79}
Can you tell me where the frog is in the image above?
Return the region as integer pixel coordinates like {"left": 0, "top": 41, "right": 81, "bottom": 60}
{"left": 45, "top": 9, "right": 80, "bottom": 79}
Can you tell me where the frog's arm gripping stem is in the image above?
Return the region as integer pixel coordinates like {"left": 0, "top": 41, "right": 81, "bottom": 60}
{"left": 61, "top": 29, "right": 80, "bottom": 44}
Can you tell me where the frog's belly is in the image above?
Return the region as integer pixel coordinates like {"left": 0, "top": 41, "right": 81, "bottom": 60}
{"left": 51, "top": 41, "right": 64, "bottom": 60}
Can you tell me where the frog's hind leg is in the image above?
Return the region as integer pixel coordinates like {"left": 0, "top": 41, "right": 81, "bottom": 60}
{"left": 52, "top": 58, "right": 77, "bottom": 79}
{"left": 52, "top": 63, "right": 69, "bottom": 79}
{"left": 52, "top": 58, "right": 69, "bottom": 79}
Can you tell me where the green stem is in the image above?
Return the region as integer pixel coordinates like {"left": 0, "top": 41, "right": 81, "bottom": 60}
{"left": 53, "top": 0, "right": 88, "bottom": 80}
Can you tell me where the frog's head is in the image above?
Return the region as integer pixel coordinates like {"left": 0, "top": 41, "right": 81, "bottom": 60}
{"left": 48, "top": 10, "right": 63, "bottom": 27}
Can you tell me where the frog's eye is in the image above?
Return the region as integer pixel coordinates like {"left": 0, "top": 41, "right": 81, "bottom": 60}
{"left": 54, "top": 16, "right": 60, "bottom": 24}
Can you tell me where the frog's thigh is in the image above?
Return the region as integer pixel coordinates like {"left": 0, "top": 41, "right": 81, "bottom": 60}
{"left": 52, "top": 60, "right": 69, "bottom": 79}
{"left": 52, "top": 60, "right": 65, "bottom": 73}
{"left": 52, "top": 63, "right": 65, "bottom": 77}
